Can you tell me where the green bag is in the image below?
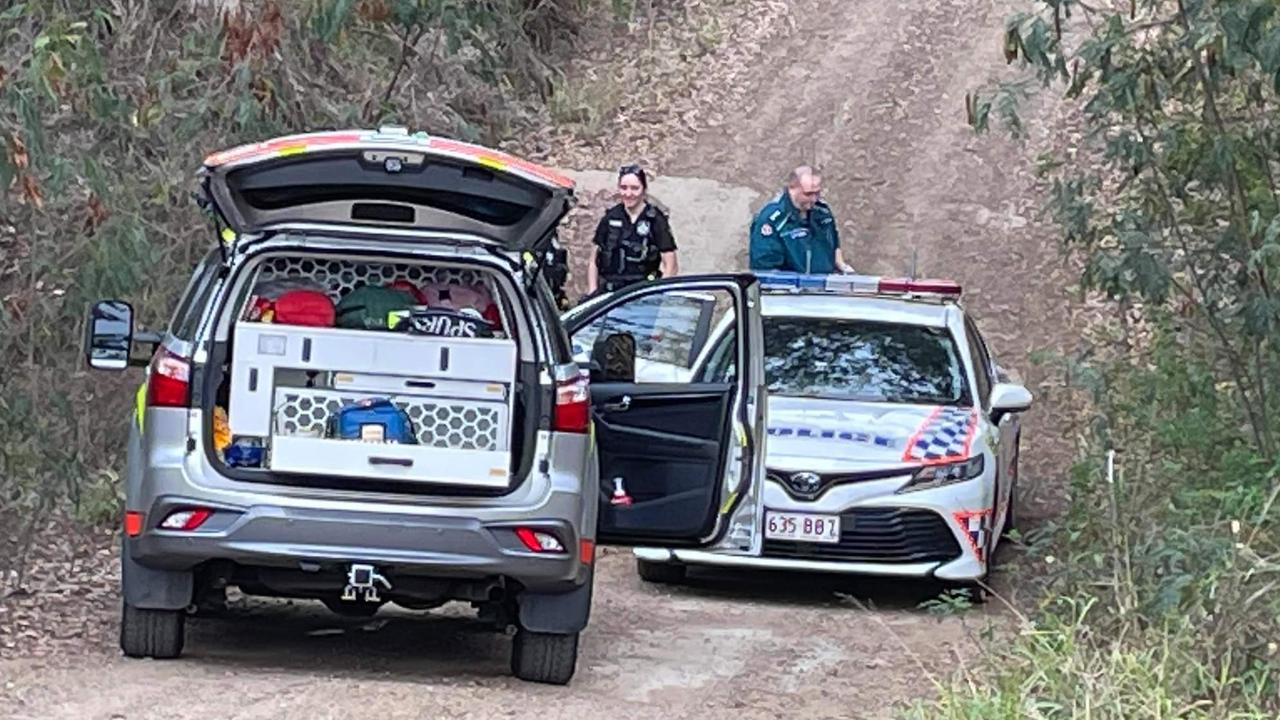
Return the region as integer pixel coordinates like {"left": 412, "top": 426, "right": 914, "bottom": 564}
{"left": 334, "top": 284, "right": 418, "bottom": 330}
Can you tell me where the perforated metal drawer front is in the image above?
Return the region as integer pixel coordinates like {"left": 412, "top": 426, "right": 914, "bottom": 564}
{"left": 274, "top": 388, "right": 508, "bottom": 452}
{"left": 258, "top": 257, "right": 488, "bottom": 303}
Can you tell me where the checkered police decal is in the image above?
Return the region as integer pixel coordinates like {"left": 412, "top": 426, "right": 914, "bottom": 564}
{"left": 901, "top": 406, "right": 979, "bottom": 464}
{"left": 952, "top": 509, "right": 992, "bottom": 563}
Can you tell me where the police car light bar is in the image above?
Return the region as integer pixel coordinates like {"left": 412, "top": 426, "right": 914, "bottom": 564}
{"left": 756, "top": 271, "right": 962, "bottom": 299}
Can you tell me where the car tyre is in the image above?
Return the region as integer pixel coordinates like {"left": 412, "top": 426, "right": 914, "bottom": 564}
{"left": 636, "top": 558, "right": 687, "bottom": 584}
{"left": 511, "top": 628, "right": 579, "bottom": 685}
{"left": 120, "top": 601, "right": 185, "bottom": 659}
{"left": 1002, "top": 437, "right": 1021, "bottom": 537}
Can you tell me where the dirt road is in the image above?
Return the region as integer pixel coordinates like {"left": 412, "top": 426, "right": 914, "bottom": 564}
{"left": 2, "top": 0, "right": 1075, "bottom": 717}
{"left": 2, "top": 551, "right": 984, "bottom": 720}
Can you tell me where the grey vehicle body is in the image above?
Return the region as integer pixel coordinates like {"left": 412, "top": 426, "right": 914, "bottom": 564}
{"left": 84, "top": 127, "right": 767, "bottom": 685}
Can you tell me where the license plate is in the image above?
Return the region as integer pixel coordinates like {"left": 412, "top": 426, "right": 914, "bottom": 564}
{"left": 764, "top": 511, "right": 842, "bottom": 544}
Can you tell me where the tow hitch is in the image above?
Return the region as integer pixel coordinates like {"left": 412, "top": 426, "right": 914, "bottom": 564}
{"left": 341, "top": 563, "right": 392, "bottom": 602}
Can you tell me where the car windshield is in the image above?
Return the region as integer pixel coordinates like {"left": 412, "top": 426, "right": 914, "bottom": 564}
{"left": 763, "top": 316, "right": 967, "bottom": 405}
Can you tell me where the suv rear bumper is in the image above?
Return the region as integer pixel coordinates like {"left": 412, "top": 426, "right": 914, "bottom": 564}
{"left": 131, "top": 494, "right": 588, "bottom": 592}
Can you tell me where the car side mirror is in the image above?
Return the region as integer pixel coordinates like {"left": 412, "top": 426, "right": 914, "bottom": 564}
{"left": 83, "top": 300, "right": 159, "bottom": 370}
{"left": 989, "top": 382, "right": 1033, "bottom": 424}
{"left": 590, "top": 332, "right": 636, "bottom": 383}
{"left": 84, "top": 300, "right": 135, "bottom": 370}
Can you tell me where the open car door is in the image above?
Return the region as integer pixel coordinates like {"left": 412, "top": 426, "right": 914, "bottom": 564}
{"left": 563, "top": 275, "right": 765, "bottom": 548}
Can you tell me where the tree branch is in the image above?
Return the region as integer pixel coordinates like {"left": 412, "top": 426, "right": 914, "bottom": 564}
{"left": 372, "top": 24, "right": 428, "bottom": 122}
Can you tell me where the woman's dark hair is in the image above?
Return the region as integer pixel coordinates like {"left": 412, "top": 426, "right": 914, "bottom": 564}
{"left": 618, "top": 163, "right": 648, "bottom": 189}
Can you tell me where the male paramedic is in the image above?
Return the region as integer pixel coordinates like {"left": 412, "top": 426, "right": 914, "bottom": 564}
{"left": 748, "top": 165, "right": 853, "bottom": 274}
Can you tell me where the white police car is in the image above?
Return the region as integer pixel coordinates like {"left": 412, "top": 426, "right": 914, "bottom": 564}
{"left": 566, "top": 272, "right": 1032, "bottom": 587}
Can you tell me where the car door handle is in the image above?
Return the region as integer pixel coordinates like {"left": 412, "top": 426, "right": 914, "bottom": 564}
{"left": 601, "top": 395, "right": 631, "bottom": 412}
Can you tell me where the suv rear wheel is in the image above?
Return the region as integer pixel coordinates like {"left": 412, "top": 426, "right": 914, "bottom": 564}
{"left": 511, "top": 628, "right": 578, "bottom": 685}
{"left": 120, "top": 602, "right": 185, "bottom": 659}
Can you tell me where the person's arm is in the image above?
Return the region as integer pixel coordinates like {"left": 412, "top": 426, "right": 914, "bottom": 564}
{"left": 748, "top": 212, "right": 786, "bottom": 270}
{"left": 660, "top": 251, "right": 678, "bottom": 278}
{"left": 834, "top": 247, "right": 853, "bottom": 273}
{"left": 830, "top": 215, "right": 853, "bottom": 272}
{"left": 588, "top": 216, "right": 609, "bottom": 293}
{"left": 587, "top": 245, "right": 600, "bottom": 293}
{"left": 655, "top": 211, "right": 678, "bottom": 278}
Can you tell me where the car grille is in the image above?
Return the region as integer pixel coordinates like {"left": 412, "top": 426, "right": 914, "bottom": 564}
{"left": 767, "top": 468, "right": 910, "bottom": 500}
{"left": 762, "top": 508, "right": 962, "bottom": 564}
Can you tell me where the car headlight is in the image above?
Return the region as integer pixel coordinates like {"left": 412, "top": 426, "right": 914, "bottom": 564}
{"left": 897, "top": 455, "right": 984, "bottom": 493}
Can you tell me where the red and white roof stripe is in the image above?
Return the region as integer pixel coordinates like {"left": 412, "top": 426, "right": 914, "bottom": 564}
{"left": 202, "top": 129, "right": 575, "bottom": 190}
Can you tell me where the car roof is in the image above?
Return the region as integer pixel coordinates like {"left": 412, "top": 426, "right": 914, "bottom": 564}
{"left": 760, "top": 292, "right": 958, "bottom": 328}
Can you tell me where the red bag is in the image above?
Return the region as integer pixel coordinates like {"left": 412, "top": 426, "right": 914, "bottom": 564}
{"left": 273, "top": 289, "right": 336, "bottom": 327}
{"left": 388, "top": 280, "right": 429, "bottom": 304}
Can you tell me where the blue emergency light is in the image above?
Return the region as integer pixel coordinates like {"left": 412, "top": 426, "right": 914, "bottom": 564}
{"left": 755, "top": 271, "right": 962, "bottom": 298}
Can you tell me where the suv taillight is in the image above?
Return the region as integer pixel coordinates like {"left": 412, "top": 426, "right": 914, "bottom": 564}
{"left": 146, "top": 346, "right": 191, "bottom": 408}
{"left": 552, "top": 373, "right": 590, "bottom": 433}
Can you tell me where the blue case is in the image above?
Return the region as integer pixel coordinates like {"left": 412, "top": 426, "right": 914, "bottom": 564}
{"left": 329, "top": 398, "right": 416, "bottom": 444}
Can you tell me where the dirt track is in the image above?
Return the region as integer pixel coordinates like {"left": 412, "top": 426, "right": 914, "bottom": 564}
{"left": 1, "top": 0, "right": 1076, "bottom": 717}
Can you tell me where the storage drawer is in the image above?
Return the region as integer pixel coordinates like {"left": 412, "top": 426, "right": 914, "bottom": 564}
{"left": 227, "top": 322, "right": 516, "bottom": 438}
{"left": 268, "top": 436, "right": 510, "bottom": 488}
{"left": 234, "top": 322, "right": 516, "bottom": 380}
{"left": 272, "top": 387, "right": 510, "bottom": 452}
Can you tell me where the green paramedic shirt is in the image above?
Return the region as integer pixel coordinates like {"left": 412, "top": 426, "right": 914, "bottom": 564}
{"left": 748, "top": 191, "right": 841, "bottom": 274}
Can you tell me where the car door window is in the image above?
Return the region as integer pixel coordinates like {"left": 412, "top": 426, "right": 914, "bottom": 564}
{"left": 167, "top": 249, "right": 223, "bottom": 342}
{"left": 695, "top": 328, "right": 737, "bottom": 383}
{"left": 571, "top": 289, "right": 731, "bottom": 384}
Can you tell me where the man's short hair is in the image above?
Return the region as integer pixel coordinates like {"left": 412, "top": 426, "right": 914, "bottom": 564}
{"left": 787, "top": 165, "right": 821, "bottom": 186}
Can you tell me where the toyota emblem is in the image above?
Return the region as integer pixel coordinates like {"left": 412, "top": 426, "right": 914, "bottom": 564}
{"left": 788, "top": 471, "right": 822, "bottom": 495}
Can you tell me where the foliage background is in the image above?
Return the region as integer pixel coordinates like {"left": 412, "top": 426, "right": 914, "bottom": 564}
{"left": 915, "top": 0, "right": 1280, "bottom": 716}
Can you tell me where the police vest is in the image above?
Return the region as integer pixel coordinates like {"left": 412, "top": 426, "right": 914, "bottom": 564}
{"left": 600, "top": 206, "right": 661, "bottom": 278}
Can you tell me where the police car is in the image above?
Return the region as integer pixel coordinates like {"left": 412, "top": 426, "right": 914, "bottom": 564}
{"left": 567, "top": 272, "right": 1032, "bottom": 587}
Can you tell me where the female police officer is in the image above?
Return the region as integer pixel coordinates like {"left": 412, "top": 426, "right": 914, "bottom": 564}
{"left": 586, "top": 163, "right": 678, "bottom": 295}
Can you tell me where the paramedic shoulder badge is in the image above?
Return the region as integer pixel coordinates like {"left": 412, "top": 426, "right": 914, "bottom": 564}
{"left": 636, "top": 220, "right": 651, "bottom": 236}
{"left": 761, "top": 223, "right": 773, "bottom": 236}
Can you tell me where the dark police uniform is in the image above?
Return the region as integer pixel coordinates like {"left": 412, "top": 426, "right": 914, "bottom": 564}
{"left": 748, "top": 190, "right": 841, "bottom": 274}
{"left": 592, "top": 202, "right": 677, "bottom": 292}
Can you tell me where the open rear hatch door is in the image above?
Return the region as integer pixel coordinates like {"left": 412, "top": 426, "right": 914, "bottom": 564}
{"left": 198, "top": 127, "right": 574, "bottom": 251}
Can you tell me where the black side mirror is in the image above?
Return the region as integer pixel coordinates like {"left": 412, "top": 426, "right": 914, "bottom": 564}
{"left": 84, "top": 300, "right": 134, "bottom": 370}
{"left": 590, "top": 332, "right": 636, "bottom": 383}
{"left": 84, "top": 300, "right": 155, "bottom": 370}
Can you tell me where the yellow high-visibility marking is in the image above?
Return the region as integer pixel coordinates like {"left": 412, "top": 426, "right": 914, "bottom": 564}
{"left": 134, "top": 382, "right": 147, "bottom": 432}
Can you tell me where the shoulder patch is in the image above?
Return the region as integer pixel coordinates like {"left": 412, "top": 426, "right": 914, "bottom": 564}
{"left": 760, "top": 223, "right": 773, "bottom": 236}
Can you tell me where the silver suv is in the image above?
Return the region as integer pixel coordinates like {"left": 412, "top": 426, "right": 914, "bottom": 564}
{"left": 83, "top": 127, "right": 766, "bottom": 684}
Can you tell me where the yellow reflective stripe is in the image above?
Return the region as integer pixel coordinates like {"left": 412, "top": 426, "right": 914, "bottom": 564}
{"left": 719, "top": 490, "right": 738, "bottom": 514}
{"left": 134, "top": 382, "right": 146, "bottom": 432}
{"left": 276, "top": 143, "right": 307, "bottom": 157}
